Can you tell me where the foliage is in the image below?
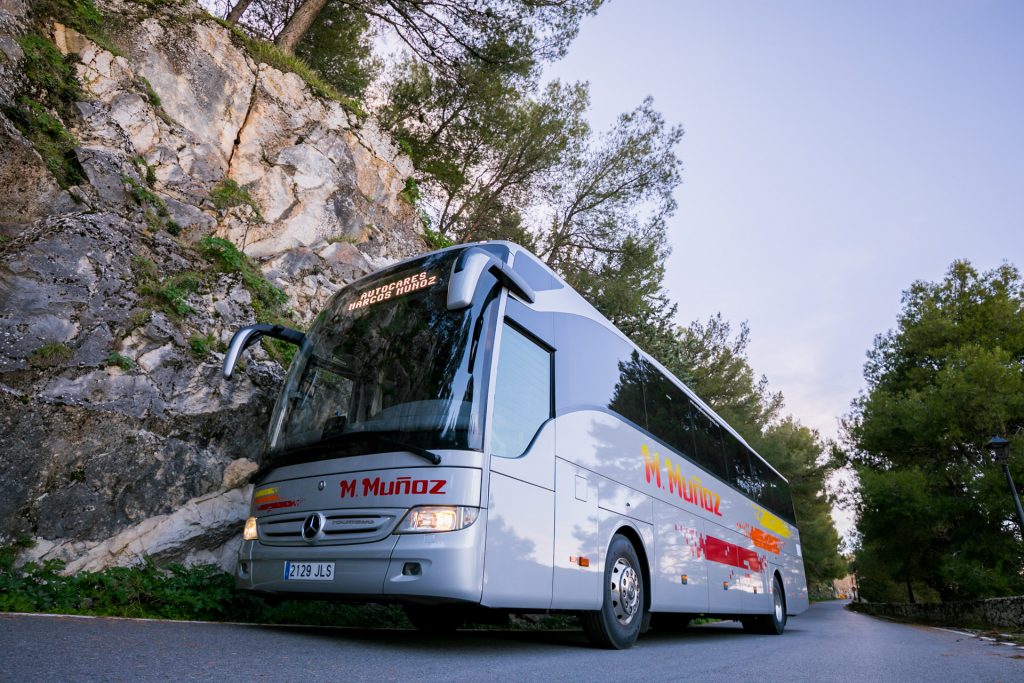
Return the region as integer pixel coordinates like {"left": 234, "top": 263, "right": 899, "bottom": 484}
{"left": 208, "top": 179, "right": 264, "bottom": 222}
{"left": 28, "top": 342, "right": 74, "bottom": 368}
{"left": 105, "top": 352, "right": 137, "bottom": 371}
{"left": 189, "top": 333, "right": 219, "bottom": 357}
{"left": 382, "top": 64, "right": 588, "bottom": 245}
{"left": 569, "top": 235, "right": 677, "bottom": 360}
{"left": 538, "top": 97, "right": 682, "bottom": 278}
{"left": 225, "top": 26, "right": 366, "bottom": 115}
{"left": 31, "top": 0, "right": 121, "bottom": 56}
{"left": 136, "top": 262, "right": 201, "bottom": 318}
{"left": 293, "top": 1, "right": 379, "bottom": 99}
{"left": 2, "top": 33, "right": 85, "bottom": 187}
{"left": 0, "top": 548, "right": 411, "bottom": 627}
{"left": 421, "top": 225, "right": 454, "bottom": 251}
{"left": 15, "top": 34, "right": 82, "bottom": 116}
{"left": 286, "top": 0, "right": 600, "bottom": 75}
{"left": 196, "top": 237, "right": 297, "bottom": 366}
{"left": 3, "top": 96, "right": 84, "bottom": 188}
{"left": 139, "top": 76, "right": 162, "bottom": 108}
{"left": 668, "top": 317, "right": 845, "bottom": 586}
{"left": 844, "top": 260, "right": 1024, "bottom": 601}
{"left": 398, "top": 177, "right": 420, "bottom": 205}
{"left": 664, "top": 315, "right": 784, "bottom": 440}
{"left": 381, "top": 58, "right": 681, "bottom": 344}
{"left": 133, "top": 156, "right": 158, "bottom": 186}
{"left": 757, "top": 420, "right": 847, "bottom": 588}
{"left": 198, "top": 236, "right": 287, "bottom": 318}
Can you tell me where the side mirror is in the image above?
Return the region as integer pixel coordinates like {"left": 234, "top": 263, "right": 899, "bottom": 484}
{"left": 447, "top": 248, "right": 536, "bottom": 310}
{"left": 223, "top": 323, "right": 306, "bottom": 379}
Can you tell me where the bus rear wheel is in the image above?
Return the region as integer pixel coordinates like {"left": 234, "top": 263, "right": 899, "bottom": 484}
{"left": 742, "top": 574, "right": 787, "bottom": 635}
{"left": 582, "top": 534, "right": 645, "bottom": 649}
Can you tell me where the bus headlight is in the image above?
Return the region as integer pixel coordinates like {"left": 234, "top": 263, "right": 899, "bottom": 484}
{"left": 396, "top": 506, "right": 479, "bottom": 533}
{"left": 243, "top": 516, "right": 258, "bottom": 541}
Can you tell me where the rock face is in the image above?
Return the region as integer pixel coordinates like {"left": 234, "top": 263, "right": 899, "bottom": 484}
{"left": 0, "top": 0, "right": 425, "bottom": 571}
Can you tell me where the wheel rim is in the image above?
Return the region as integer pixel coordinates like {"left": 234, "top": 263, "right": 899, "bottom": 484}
{"left": 773, "top": 582, "right": 784, "bottom": 622}
{"left": 610, "top": 557, "right": 641, "bottom": 626}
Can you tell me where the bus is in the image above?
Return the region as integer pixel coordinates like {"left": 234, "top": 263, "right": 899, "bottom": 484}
{"left": 223, "top": 241, "right": 809, "bottom": 649}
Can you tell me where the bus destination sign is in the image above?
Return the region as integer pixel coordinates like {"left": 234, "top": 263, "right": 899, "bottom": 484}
{"left": 348, "top": 271, "right": 439, "bottom": 312}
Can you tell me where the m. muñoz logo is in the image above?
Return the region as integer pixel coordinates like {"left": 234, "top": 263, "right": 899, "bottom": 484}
{"left": 641, "top": 444, "right": 722, "bottom": 516}
{"left": 339, "top": 476, "right": 447, "bottom": 498}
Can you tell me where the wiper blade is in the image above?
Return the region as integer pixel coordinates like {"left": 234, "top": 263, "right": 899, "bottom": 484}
{"left": 372, "top": 434, "right": 442, "bottom": 465}
{"left": 260, "top": 431, "right": 441, "bottom": 477}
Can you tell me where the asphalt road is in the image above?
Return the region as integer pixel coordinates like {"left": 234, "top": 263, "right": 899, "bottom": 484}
{"left": 2, "top": 601, "right": 1022, "bottom": 682}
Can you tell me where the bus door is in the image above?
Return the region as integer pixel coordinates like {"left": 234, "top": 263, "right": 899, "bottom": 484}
{"left": 481, "top": 304, "right": 557, "bottom": 608}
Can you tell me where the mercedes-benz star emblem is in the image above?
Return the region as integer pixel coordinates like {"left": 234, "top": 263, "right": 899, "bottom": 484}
{"left": 301, "top": 512, "right": 324, "bottom": 542}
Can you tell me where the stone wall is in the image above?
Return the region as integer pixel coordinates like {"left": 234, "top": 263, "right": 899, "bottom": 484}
{"left": 849, "top": 597, "right": 1024, "bottom": 630}
{"left": 0, "top": 0, "right": 425, "bottom": 572}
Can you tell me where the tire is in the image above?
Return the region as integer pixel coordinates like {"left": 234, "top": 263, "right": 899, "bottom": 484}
{"left": 404, "top": 604, "right": 466, "bottom": 633}
{"left": 742, "top": 574, "right": 787, "bottom": 635}
{"left": 581, "top": 534, "right": 646, "bottom": 649}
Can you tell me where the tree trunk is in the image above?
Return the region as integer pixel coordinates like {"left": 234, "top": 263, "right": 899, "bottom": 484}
{"left": 225, "top": 0, "right": 254, "bottom": 25}
{"left": 906, "top": 580, "right": 916, "bottom": 604}
{"left": 275, "top": 0, "right": 329, "bottom": 54}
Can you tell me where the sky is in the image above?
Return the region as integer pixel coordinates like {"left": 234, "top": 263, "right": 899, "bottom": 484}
{"left": 544, "top": 0, "right": 1024, "bottom": 447}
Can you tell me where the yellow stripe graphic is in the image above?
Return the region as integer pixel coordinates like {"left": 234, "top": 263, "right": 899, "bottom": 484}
{"left": 754, "top": 505, "right": 792, "bottom": 538}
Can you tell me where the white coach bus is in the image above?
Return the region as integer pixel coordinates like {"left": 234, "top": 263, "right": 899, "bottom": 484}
{"left": 223, "top": 241, "right": 809, "bottom": 649}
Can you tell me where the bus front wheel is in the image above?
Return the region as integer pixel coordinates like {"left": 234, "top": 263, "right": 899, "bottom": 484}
{"left": 582, "top": 534, "right": 645, "bottom": 649}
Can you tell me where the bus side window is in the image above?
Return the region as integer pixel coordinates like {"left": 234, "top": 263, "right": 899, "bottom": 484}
{"left": 490, "top": 322, "right": 553, "bottom": 458}
{"left": 693, "top": 410, "right": 729, "bottom": 480}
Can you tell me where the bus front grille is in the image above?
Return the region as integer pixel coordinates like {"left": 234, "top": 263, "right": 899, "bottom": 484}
{"left": 258, "top": 508, "right": 402, "bottom": 546}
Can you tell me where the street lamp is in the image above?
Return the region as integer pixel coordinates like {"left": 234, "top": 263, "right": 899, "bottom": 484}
{"left": 986, "top": 436, "right": 1024, "bottom": 534}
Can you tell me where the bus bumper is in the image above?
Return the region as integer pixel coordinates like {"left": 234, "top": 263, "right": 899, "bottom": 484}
{"left": 236, "top": 519, "right": 485, "bottom": 604}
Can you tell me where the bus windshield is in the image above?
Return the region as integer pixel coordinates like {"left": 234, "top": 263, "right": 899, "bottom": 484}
{"left": 264, "top": 249, "right": 498, "bottom": 466}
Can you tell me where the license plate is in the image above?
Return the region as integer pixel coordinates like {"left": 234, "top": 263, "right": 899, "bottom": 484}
{"left": 283, "top": 561, "right": 335, "bottom": 581}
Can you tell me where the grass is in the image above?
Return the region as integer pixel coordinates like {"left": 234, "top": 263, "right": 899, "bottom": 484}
{"left": 124, "top": 175, "right": 180, "bottom": 234}
{"left": 105, "top": 352, "right": 136, "bottom": 371}
{"left": 208, "top": 179, "right": 264, "bottom": 222}
{"left": 188, "top": 333, "right": 219, "bottom": 358}
{"left": 132, "top": 239, "right": 296, "bottom": 367}
{"left": 212, "top": 20, "right": 366, "bottom": 118}
{"left": 398, "top": 177, "right": 420, "bottom": 205}
{"left": 134, "top": 255, "right": 201, "bottom": 319}
{"left": 124, "top": 175, "right": 167, "bottom": 214}
{"left": 133, "top": 156, "right": 158, "bottom": 186}
{"left": 326, "top": 233, "right": 359, "bottom": 245}
{"left": 123, "top": 309, "right": 152, "bottom": 336}
{"left": 28, "top": 342, "right": 74, "bottom": 368}
{"left": 32, "top": 0, "right": 122, "bottom": 57}
{"left": 0, "top": 545, "right": 410, "bottom": 627}
{"left": 197, "top": 236, "right": 298, "bottom": 366}
{"left": 197, "top": 237, "right": 287, "bottom": 319}
{"left": 2, "top": 34, "right": 85, "bottom": 188}
{"left": 16, "top": 34, "right": 82, "bottom": 114}
{"left": 3, "top": 97, "right": 84, "bottom": 188}
{"left": 422, "top": 225, "right": 454, "bottom": 250}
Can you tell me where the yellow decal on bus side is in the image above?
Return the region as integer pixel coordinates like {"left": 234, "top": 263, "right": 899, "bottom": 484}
{"left": 753, "top": 505, "right": 791, "bottom": 538}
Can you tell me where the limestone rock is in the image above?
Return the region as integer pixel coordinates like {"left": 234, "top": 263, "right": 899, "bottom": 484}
{"left": 0, "top": 0, "right": 427, "bottom": 573}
